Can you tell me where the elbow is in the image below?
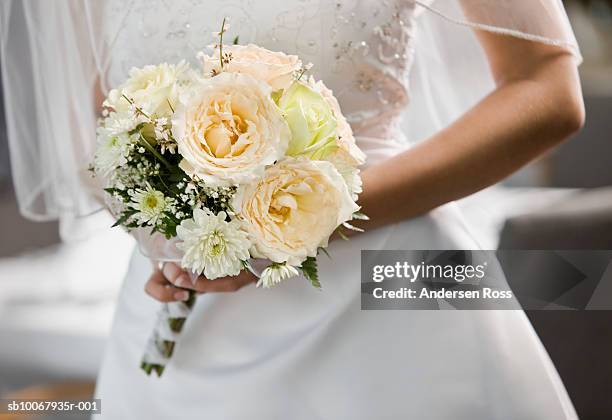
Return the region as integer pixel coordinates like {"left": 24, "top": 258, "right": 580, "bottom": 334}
{"left": 539, "top": 84, "right": 585, "bottom": 144}
{"left": 526, "top": 57, "right": 586, "bottom": 142}
{"left": 546, "top": 69, "right": 586, "bottom": 139}
{"left": 559, "top": 95, "right": 586, "bottom": 136}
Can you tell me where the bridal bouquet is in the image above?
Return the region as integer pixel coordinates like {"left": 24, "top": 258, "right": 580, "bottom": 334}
{"left": 91, "top": 21, "right": 366, "bottom": 376}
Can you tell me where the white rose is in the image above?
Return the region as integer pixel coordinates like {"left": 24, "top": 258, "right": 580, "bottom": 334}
{"left": 200, "top": 44, "right": 301, "bottom": 91}
{"left": 172, "top": 72, "right": 290, "bottom": 186}
{"left": 105, "top": 61, "right": 192, "bottom": 118}
{"left": 233, "top": 158, "right": 359, "bottom": 266}
{"left": 312, "top": 80, "right": 366, "bottom": 166}
{"left": 278, "top": 81, "right": 338, "bottom": 159}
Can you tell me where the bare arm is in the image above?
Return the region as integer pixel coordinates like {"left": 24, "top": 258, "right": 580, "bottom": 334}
{"left": 355, "top": 33, "right": 584, "bottom": 231}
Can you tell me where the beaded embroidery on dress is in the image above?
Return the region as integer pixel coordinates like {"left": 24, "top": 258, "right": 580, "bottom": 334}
{"left": 100, "top": 0, "right": 416, "bottom": 147}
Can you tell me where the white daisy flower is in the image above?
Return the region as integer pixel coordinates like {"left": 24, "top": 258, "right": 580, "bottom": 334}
{"left": 94, "top": 129, "right": 132, "bottom": 176}
{"left": 256, "top": 263, "right": 299, "bottom": 288}
{"left": 129, "top": 185, "right": 168, "bottom": 225}
{"left": 176, "top": 209, "right": 251, "bottom": 280}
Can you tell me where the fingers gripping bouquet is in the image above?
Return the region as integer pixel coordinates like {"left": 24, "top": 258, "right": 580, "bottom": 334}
{"left": 91, "top": 20, "right": 367, "bottom": 376}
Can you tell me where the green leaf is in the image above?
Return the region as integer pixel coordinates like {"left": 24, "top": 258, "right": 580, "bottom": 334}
{"left": 168, "top": 172, "right": 187, "bottom": 182}
{"left": 300, "top": 256, "right": 321, "bottom": 289}
{"left": 233, "top": 35, "right": 240, "bottom": 45}
{"left": 112, "top": 211, "right": 135, "bottom": 227}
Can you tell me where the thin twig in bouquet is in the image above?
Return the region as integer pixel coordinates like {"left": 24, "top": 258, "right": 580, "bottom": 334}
{"left": 218, "top": 17, "right": 228, "bottom": 70}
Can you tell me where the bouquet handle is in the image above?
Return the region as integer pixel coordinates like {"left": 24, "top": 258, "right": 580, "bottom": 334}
{"left": 141, "top": 290, "right": 197, "bottom": 377}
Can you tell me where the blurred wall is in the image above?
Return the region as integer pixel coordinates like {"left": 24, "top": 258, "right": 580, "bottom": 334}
{"left": 549, "top": 96, "right": 612, "bottom": 187}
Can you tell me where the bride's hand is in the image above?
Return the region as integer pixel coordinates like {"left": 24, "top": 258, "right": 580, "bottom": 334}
{"left": 144, "top": 262, "right": 257, "bottom": 302}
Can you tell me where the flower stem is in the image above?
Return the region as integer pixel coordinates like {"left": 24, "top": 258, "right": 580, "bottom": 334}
{"left": 219, "top": 17, "right": 227, "bottom": 70}
{"left": 139, "top": 134, "right": 172, "bottom": 169}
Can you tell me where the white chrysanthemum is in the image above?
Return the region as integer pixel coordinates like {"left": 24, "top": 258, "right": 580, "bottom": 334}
{"left": 176, "top": 208, "right": 251, "bottom": 280}
{"left": 256, "top": 263, "right": 299, "bottom": 288}
{"left": 94, "top": 129, "right": 132, "bottom": 176}
{"left": 129, "top": 185, "right": 168, "bottom": 225}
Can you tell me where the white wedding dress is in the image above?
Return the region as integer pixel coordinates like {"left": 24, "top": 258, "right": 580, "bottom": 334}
{"left": 0, "top": 0, "right": 580, "bottom": 419}
{"left": 90, "top": 1, "right": 579, "bottom": 419}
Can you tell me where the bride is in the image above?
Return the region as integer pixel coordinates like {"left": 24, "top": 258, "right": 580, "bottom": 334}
{"left": 1, "top": 0, "right": 584, "bottom": 418}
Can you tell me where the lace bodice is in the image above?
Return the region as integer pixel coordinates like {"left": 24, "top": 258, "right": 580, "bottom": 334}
{"left": 101, "top": 0, "right": 419, "bottom": 149}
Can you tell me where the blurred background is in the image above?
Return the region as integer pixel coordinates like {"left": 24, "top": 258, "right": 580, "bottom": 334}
{"left": 0, "top": 1, "right": 611, "bottom": 419}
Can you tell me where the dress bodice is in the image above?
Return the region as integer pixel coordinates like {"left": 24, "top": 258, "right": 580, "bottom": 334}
{"left": 101, "top": 0, "right": 419, "bottom": 158}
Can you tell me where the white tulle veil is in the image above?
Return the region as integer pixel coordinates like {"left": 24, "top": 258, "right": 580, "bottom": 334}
{"left": 405, "top": 0, "right": 581, "bottom": 143}
{"left": 0, "top": 0, "right": 581, "bottom": 238}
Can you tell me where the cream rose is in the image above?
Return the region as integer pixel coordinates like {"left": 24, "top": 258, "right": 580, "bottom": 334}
{"left": 200, "top": 44, "right": 301, "bottom": 91}
{"left": 172, "top": 72, "right": 290, "bottom": 186}
{"left": 105, "top": 61, "right": 192, "bottom": 117}
{"left": 233, "top": 158, "right": 359, "bottom": 266}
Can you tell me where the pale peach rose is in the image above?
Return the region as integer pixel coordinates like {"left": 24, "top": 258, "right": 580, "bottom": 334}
{"left": 172, "top": 72, "right": 290, "bottom": 186}
{"left": 200, "top": 44, "right": 302, "bottom": 91}
{"left": 233, "top": 158, "right": 359, "bottom": 266}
